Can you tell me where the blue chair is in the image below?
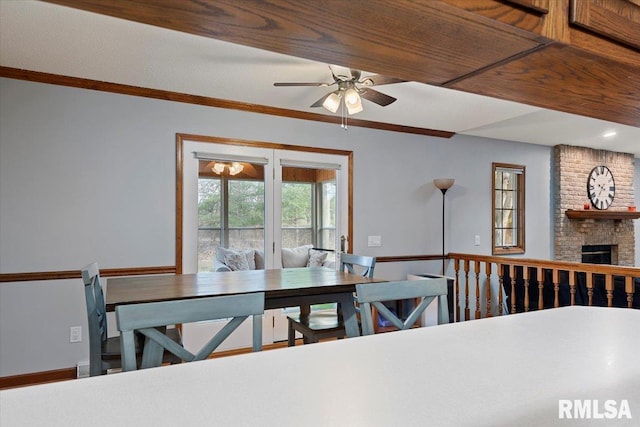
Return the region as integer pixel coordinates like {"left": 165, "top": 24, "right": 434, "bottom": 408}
{"left": 355, "top": 278, "right": 449, "bottom": 336}
{"left": 81, "top": 262, "right": 181, "bottom": 375}
{"left": 116, "top": 292, "right": 264, "bottom": 371}
{"left": 287, "top": 253, "right": 376, "bottom": 346}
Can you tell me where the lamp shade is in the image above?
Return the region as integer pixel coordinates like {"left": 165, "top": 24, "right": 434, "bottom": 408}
{"left": 344, "top": 88, "right": 363, "bottom": 115}
{"left": 322, "top": 92, "right": 341, "bottom": 113}
{"left": 212, "top": 163, "right": 225, "bottom": 175}
{"left": 229, "top": 162, "right": 244, "bottom": 176}
{"left": 433, "top": 178, "right": 455, "bottom": 190}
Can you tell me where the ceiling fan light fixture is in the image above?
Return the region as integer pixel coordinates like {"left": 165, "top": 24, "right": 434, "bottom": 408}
{"left": 344, "top": 88, "right": 363, "bottom": 115}
{"left": 229, "top": 162, "right": 244, "bottom": 176}
{"left": 212, "top": 163, "right": 225, "bottom": 174}
{"left": 322, "top": 92, "right": 342, "bottom": 113}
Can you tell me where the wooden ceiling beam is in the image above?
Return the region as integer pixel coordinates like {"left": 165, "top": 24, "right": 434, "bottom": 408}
{"left": 43, "top": 0, "right": 640, "bottom": 127}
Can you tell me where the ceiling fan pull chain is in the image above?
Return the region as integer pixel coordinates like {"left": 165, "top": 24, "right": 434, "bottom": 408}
{"left": 341, "top": 100, "right": 348, "bottom": 130}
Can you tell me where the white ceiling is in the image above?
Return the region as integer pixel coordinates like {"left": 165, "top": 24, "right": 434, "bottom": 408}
{"left": 2, "top": 1, "right": 639, "bottom": 155}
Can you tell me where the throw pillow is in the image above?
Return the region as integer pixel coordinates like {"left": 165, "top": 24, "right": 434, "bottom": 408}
{"left": 281, "top": 244, "right": 313, "bottom": 268}
{"left": 307, "top": 249, "right": 328, "bottom": 267}
{"left": 224, "top": 253, "right": 250, "bottom": 271}
{"left": 255, "top": 250, "right": 265, "bottom": 270}
{"left": 216, "top": 247, "right": 255, "bottom": 270}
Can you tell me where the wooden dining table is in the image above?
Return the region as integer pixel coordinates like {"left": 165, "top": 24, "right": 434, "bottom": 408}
{"left": 105, "top": 267, "right": 385, "bottom": 339}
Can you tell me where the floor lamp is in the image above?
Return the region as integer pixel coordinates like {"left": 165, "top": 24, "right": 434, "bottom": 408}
{"left": 433, "top": 178, "right": 455, "bottom": 274}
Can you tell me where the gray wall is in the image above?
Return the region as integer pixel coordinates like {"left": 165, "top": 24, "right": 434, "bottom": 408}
{"left": 0, "top": 77, "right": 553, "bottom": 376}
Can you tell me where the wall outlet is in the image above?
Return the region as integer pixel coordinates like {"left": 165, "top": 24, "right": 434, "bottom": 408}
{"left": 77, "top": 361, "right": 90, "bottom": 378}
{"left": 474, "top": 235, "right": 481, "bottom": 246}
{"left": 367, "top": 235, "right": 382, "bottom": 247}
{"left": 70, "top": 326, "right": 82, "bottom": 343}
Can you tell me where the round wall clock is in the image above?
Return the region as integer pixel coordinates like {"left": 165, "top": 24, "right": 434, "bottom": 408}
{"left": 587, "top": 165, "right": 615, "bottom": 210}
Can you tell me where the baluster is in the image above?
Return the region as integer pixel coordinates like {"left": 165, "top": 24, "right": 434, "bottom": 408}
{"left": 625, "top": 276, "right": 634, "bottom": 309}
{"left": 605, "top": 275, "right": 614, "bottom": 308}
{"left": 497, "top": 263, "right": 506, "bottom": 316}
{"left": 569, "top": 270, "right": 576, "bottom": 306}
{"left": 552, "top": 269, "right": 560, "bottom": 308}
{"left": 485, "top": 262, "right": 492, "bottom": 318}
{"left": 537, "top": 267, "right": 544, "bottom": 310}
{"left": 464, "top": 259, "right": 470, "bottom": 321}
{"left": 454, "top": 258, "right": 460, "bottom": 322}
{"left": 496, "top": 263, "right": 504, "bottom": 316}
{"left": 509, "top": 264, "right": 516, "bottom": 314}
{"left": 586, "top": 273, "right": 594, "bottom": 306}
{"left": 523, "top": 266, "right": 530, "bottom": 312}
{"left": 474, "top": 260, "right": 481, "bottom": 319}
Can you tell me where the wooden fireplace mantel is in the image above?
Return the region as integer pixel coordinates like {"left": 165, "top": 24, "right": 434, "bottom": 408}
{"left": 565, "top": 209, "right": 640, "bottom": 221}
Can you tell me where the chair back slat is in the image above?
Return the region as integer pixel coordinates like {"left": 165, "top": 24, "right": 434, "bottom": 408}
{"left": 194, "top": 316, "right": 247, "bottom": 360}
{"left": 142, "top": 328, "right": 195, "bottom": 362}
{"left": 116, "top": 292, "right": 265, "bottom": 371}
{"left": 356, "top": 279, "right": 449, "bottom": 336}
{"left": 116, "top": 293, "right": 264, "bottom": 329}
{"left": 340, "top": 253, "right": 376, "bottom": 278}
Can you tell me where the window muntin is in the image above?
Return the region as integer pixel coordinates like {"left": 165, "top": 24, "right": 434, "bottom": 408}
{"left": 492, "top": 163, "right": 525, "bottom": 255}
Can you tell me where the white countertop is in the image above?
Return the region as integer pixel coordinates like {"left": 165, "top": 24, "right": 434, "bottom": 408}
{"left": 2, "top": 306, "right": 638, "bottom": 426}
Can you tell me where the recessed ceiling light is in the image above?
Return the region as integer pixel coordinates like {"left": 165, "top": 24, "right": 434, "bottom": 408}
{"left": 603, "top": 131, "right": 617, "bottom": 138}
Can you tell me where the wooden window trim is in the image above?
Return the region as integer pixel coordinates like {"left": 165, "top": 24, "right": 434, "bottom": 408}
{"left": 492, "top": 162, "right": 526, "bottom": 255}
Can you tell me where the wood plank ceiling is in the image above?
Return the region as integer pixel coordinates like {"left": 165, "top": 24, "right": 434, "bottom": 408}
{"left": 43, "top": 0, "right": 640, "bottom": 128}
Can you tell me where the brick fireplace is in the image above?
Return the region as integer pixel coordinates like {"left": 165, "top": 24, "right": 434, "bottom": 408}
{"left": 554, "top": 145, "right": 635, "bottom": 266}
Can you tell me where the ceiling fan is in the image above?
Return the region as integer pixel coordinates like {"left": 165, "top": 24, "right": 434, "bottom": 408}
{"left": 274, "top": 66, "right": 404, "bottom": 116}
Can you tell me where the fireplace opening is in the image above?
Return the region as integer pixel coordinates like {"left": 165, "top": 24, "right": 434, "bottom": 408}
{"left": 581, "top": 244, "right": 616, "bottom": 265}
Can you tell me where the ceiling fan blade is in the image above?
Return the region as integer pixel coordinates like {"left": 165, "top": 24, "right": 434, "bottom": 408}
{"left": 274, "top": 82, "right": 329, "bottom": 87}
{"left": 359, "top": 89, "right": 397, "bottom": 106}
{"left": 310, "top": 93, "right": 332, "bottom": 108}
{"left": 328, "top": 64, "right": 340, "bottom": 81}
{"left": 360, "top": 74, "right": 406, "bottom": 86}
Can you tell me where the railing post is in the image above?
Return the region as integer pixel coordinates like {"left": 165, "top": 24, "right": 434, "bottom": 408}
{"left": 497, "top": 263, "right": 506, "bottom": 315}
{"left": 537, "top": 267, "right": 544, "bottom": 310}
{"left": 605, "top": 275, "right": 614, "bottom": 308}
{"left": 485, "top": 262, "right": 492, "bottom": 318}
{"left": 474, "top": 260, "right": 481, "bottom": 319}
{"left": 569, "top": 270, "right": 576, "bottom": 306}
{"left": 454, "top": 257, "right": 460, "bottom": 322}
{"left": 552, "top": 269, "right": 560, "bottom": 308}
{"left": 509, "top": 264, "right": 516, "bottom": 314}
{"left": 523, "top": 266, "right": 530, "bottom": 312}
{"left": 586, "top": 273, "right": 594, "bottom": 306}
{"left": 464, "top": 259, "right": 470, "bottom": 321}
{"left": 625, "top": 276, "right": 634, "bottom": 308}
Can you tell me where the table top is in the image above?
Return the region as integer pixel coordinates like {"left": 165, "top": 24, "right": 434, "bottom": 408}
{"left": 2, "top": 306, "right": 638, "bottom": 426}
{"left": 105, "top": 267, "right": 382, "bottom": 311}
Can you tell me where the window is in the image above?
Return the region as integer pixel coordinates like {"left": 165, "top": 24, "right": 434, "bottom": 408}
{"left": 197, "top": 163, "right": 338, "bottom": 271}
{"left": 492, "top": 163, "right": 525, "bottom": 255}
{"left": 197, "top": 161, "right": 266, "bottom": 272}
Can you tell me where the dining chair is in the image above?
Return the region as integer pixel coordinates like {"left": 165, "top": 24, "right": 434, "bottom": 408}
{"left": 116, "top": 292, "right": 265, "bottom": 371}
{"left": 355, "top": 278, "right": 449, "bottom": 336}
{"left": 81, "top": 262, "right": 182, "bottom": 376}
{"left": 287, "top": 253, "right": 376, "bottom": 346}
